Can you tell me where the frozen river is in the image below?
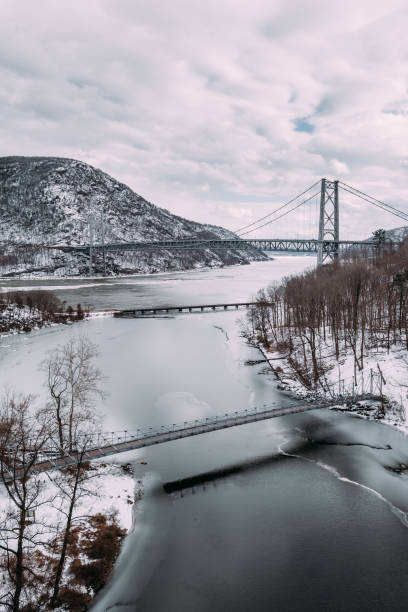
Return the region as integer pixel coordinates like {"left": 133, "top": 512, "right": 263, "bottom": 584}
{"left": 2, "top": 256, "right": 408, "bottom": 611}
{"left": 0, "top": 255, "right": 314, "bottom": 310}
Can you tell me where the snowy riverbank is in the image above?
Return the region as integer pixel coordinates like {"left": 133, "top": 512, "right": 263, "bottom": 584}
{"left": 0, "top": 461, "right": 142, "bottom": 610}
{"left": 259, "top": 339, "right": 408, "bottom": 436}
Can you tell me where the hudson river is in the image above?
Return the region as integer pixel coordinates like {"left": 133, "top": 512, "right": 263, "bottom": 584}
{"left": 2, "top": 256, "right": 408, "bottom": 611}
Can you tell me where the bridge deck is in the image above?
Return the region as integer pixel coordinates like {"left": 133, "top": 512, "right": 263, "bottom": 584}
{"left": 28, "top": 402, "right": 331, "bottom": 477}
{"left": 54, "top": 238, "right": 374, "bottom": 254}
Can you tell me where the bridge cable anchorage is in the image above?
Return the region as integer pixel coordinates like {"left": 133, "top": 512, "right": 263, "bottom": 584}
{"left": 339, "top": 182, "right": 408, "bottom": 222}
{"left": 238, "top": 190, "right": 321, "bottom": 237}
{"left": 233, "top": 180, "right": 321, "bottom": 235}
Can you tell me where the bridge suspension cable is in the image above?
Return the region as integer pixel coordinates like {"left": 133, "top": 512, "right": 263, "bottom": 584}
{"left": 339, "top": 181, "right": 408, "bottom": 223}
{"left": 238, "top": 188, "right": 321, "bottom": 237}
{"left": 234, "top": 180, "right": 320, "bottom": 235}
{"left": 235, "top": 178, "right": 408, "bottom": 241}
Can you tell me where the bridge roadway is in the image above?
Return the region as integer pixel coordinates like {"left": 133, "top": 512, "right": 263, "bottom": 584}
{"left": 29, "top": 401, "right": 332, "bottom": 477}
{"left": 57, "top": 238, "right": 373, "bottom": 254}
{"left": 114, "top": 301, "right": 256, "bottom": 317}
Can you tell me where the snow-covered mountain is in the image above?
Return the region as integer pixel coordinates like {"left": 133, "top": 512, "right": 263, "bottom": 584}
{"left": 382, "top": 226, "right": 408, "bottom": 242}
{"left": 0, "top": 156, "right": 266, "bottom": 277}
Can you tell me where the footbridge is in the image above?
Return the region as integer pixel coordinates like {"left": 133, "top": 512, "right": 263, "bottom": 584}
{"left": 27, "top": 401, "right": 333, "bottom": 477}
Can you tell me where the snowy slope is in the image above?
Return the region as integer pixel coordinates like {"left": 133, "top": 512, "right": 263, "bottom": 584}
{"left": 0, "top": 156, "right": 267, "bottom": 277}
{"left": 383, "top": 226, "right": 408, "bottom": 242}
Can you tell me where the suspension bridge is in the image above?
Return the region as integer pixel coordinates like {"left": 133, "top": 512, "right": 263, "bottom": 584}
{"left": 21, "top": 401, "right": 335, "bottom": 478}
{"left": 54, "top": 178, "right": 407, "bottom": 269}
{"left": 8, "top": 373, "right": 382, "bottom": 480}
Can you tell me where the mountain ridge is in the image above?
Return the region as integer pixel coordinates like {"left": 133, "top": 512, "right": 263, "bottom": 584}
{"left": 381, "top": 226, "right": 408, "bottom": 242}
{"left": 0, "top": 156, "right": 267, "bottom": 277}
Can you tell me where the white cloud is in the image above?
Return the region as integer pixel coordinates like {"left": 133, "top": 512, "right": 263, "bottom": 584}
{"left": 0, "top": 0, "right": 407, "bottom": 238}
{"left": 329, "top": 159, "right": 350, "bottom": 176}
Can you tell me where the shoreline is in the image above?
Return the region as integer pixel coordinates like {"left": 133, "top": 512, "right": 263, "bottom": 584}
{"left": 0, "top": 459, "right": 143, "bottom": 609}
{"left": 0, "top": 257, "right": 276, "bottom": 283}
{"left": 252, "top": 339, "right": 408, "bottom": 438}
{"left": 0, "top": 256, "right": 279, "bottom": 284}
{"left": 2, "top": 283, "right": 406, "bottom": 608}
{"left": 0, "top": 312, "right": 94, "bottom": 338}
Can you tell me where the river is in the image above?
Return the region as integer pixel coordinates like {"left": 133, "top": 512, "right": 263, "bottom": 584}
{"left": 1, "top": 255, "right": 408, "bottom": 611}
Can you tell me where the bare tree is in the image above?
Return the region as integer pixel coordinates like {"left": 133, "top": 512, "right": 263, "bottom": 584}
{"left": 0, "top": 392, "right": 52, "bottom": 611}
{"left": 0, "top": 339, "right": 109, "bottom": 610}
{"left": 41, "top": 336, "right": 104, "bottom": 452}
{"left": 48, "top": 438, "right": 98, "bottom": 610}
{"left": 245, "top": 239, "right": 408, "bottom": 403}
{"left": 40, "top": 337, "right": 105, "bottom": 608}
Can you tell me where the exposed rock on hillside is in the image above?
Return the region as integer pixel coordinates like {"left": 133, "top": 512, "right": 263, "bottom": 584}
{"left": 0, "top": 156, "right": 267, "bottom": 277}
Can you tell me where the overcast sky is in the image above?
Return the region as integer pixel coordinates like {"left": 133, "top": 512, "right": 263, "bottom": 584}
{"left": 1, "top": 0, "right": 407, "bottom": 238}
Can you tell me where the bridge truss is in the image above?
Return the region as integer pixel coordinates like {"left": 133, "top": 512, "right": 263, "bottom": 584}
{"left": 65, "top": 237, "right": 372, "bottom": 255}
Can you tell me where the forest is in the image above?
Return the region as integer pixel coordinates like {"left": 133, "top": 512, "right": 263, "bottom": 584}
{"left": 0, "top": 290, "right": 87, "bottom": 334}
{"left": 246, "top": 241, "right": 408, "bottom": 411}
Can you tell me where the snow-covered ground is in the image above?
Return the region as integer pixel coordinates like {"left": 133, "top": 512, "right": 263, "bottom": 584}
{"left": 0, "top": 461, "right": 142, "bottom": 609}
{"left": 0, "top": 246, "right": 266, "bottom": 279}
{"left": 73, "top": 461, "right": 140, "bottom": 531}
{"left": 262, "top": 337, "right": 408, "bottom": 436}
{"left": 0, "top": 304, "right": 86, "bottom": 336}
{"left": 0, "top": 303, "right": 44, "bottom": 333}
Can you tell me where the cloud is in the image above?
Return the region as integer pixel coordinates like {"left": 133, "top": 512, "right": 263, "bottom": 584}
{"left": 0, "top": 0, "right": 407, "bottom": 239}
{"left": 329, "top": 159, "right": 350, "bottom": 176}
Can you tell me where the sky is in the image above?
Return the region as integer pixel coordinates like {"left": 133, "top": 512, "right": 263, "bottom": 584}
{"left": 1, "top": 0, "right": 408, "bottom": 239}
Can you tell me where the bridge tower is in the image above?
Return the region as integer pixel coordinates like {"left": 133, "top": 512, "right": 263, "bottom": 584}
{"left": 317, "top": 178, "right": 339, "bottom": 265}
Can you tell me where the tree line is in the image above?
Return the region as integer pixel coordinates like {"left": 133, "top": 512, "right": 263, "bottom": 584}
{"left": 0, "top": 290, "right": 88, "bottom": 333}
{"left": 246, "top": 241, "right": 408, "bottom": 394}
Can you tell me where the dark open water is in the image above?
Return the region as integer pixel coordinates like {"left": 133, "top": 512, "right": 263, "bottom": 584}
{"left": 1, "top": 257, "right": 408, "bottom": 611}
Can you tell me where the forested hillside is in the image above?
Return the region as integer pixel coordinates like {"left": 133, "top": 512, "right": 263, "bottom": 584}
{"left": 0, "top": 290, "right": 84, "bottom": 333}
{"left": 0, "top": 156, "right": 266, "bottom": 277}
{"left": 247, "top": 243, "right": 408, "bottom": 423}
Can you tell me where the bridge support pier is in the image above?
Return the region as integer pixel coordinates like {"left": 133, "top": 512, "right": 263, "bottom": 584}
{"left": 318, "top": 178, "right": 339, "bottom": 265}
